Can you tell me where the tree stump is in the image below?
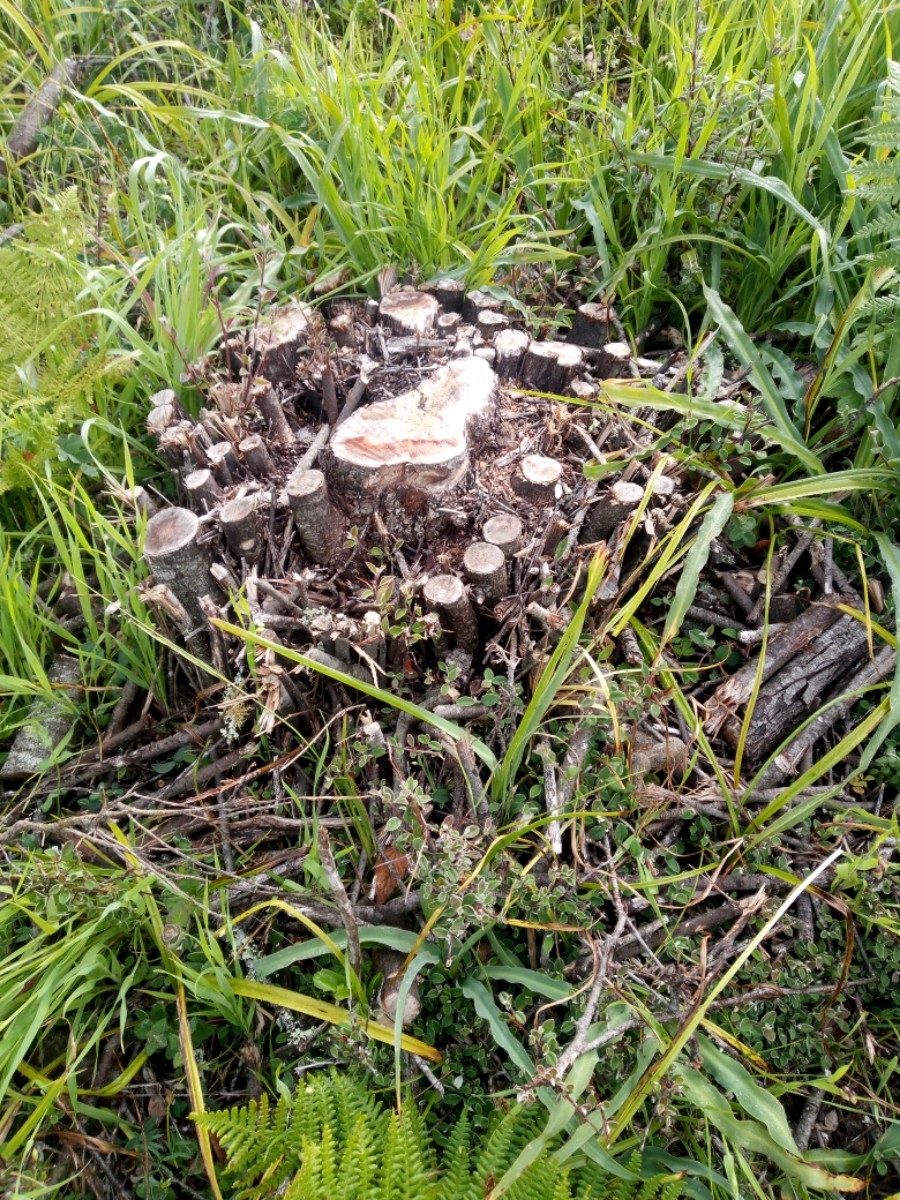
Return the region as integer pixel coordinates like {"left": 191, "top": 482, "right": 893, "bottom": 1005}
{"left": 422, "top": 575, "right": 478, "bottom": 652}
{"left": 483, "top": 513, "right": 523, "bottom": 557}
{"left": 143, "top": 507, "right": 220, "bottom": 626}
{"left": 512, "top": 455, "right": 563, "bottom": 505}
{"left": 286, "top": 467, "right": 344, "bottom": 565}
{"left": 463, "top": 541, "right": 508, "bottom": 604}
{"left": 379, "top": 291, "right": 440, "bottom": 337}
{"left": 249, "top": 301, "right": 317, "bottom": 386}
{"left": 328, "top": 356, "right": 496, "bottom": 532}
{"left": 493, "top": 329, "right": 530, "bottom": 381}
{"left": 520, "top": 341, "right": 583, "bottom": 393}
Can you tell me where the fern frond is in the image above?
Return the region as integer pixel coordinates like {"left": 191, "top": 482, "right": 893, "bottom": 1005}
{"left": 197, "top": 1075, "right": 687, "bottom": 1200}
{"left": 851, "top": 213, "right": 900, "bottom": 239}
{"left": 379, "top": 1104, "right": 438, "bottom": 1200}
{"left": 0, "top": 189, "right": 124, "bottom": 494}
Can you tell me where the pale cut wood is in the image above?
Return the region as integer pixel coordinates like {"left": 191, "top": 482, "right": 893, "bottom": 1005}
{"left": 422, "top": 574, "right": 478, "bottom": 652}
{"left": 0, "top": 655, "right": 83, "bottom": 780}
{"left": 512, "top": 454, "right": 563, "bottom": 505}
{"left": 157, "top": 421, "right": 200, "bottom": 470}
{"left": 520, "top": 341, "right": 583, "bottom": 393}
{"left": 329, "top": 356, "right": 496, "bottom": 501}
{"left": 143, "top": 506, "right": 219, "bottom": 626}
{"left": 379, "top": 290, "right": 440, "bottom": 337}
{"left": 146, "top": 388, "right": 184, "bottom": 438}
{"left": 249, "top": 301, "right": 316, "bottom": 386}
{"left": 483, "top": 513, "right": 523, "bottom": 557}
{"left": 463, "top": 541, "right": 507, "bottom": 604}
{"left": 285, "top": 467, "right": 344, "bottom": 565}
{"left": 220, "top": 496, "right": 265, "bottom": 563}
{"left": 462, "top": 289, "right": 503, "bottom": 323}
{"left": 124, "top": 487, "right": 157, "bottom": 518}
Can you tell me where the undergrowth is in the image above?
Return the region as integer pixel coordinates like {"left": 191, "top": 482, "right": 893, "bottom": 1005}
{"left": 1, "top": 0, "right": 899, "bottom": 1197}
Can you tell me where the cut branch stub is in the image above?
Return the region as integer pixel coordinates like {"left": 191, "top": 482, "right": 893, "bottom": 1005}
{"left": 146, "top": 388, "right": 185, "bottom": 438}
{"left": 329, "top": 356, "right": 496, "bottom": 511}
{"left": 239, "top": 433, "right": 276, "bottom": 478}
{"left": 512, "top": 454, "right": 563, "bottom": 505}
{"left": 594, "top": 341, "right": 633, "bottom": 380}
{"left": 206, "top": 440, "right": 239, "bottom": 486}
{"left": 520, "top": 341, "right": 583, "bottom": 394}
{"left": 249, "top": 301, "right": 317, "bottom": 386}
{"left": 184, "top": 468, "right": 224, "bottom": 512}
{"left": 286, "top": 467, "right": 345, "bottom": 565}
{"left": 379, "top": 291, "right": 440, "bottom": 337}
{"left": 567, "top": 303, "right": 615, "bottom": 349}
{"left": 422, "top": 574, "right": 478, "bottom": 652}
{"left": 253, "top": 383, "right": 295, "bottom": 448}
{"left": 143, "top": 506, "right": 219, "bottom": 626}
{"left": 483, "top": 513, "right": 523, "bottom": 557}
{"left": 220, "top": 496, "right": 266, "bottom": 564}
{"left": 463, "top": 541, "right": 507, "bottom": 604}
{"left": 493, "top": 329, "right": 530, "bottom": 381}
{"left": 582, "top": 480, "right": 644, "bottom": 542}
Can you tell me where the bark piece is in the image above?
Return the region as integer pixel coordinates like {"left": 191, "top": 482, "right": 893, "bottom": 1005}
{"left": 493, "top": 328, "right": 530, "bottom": 380}
{"left": 286, "top": 467, "right": 344, "bottom": 565}
{"left": 567, "top": 302, "right": 615, "bottom": 349}
{"left": 184, "top": 468, "right": 224, "bottom": 512}
{"left": 520, "top": 341, "right": 583, "bottom": 393}
{"left": 463, "top": 541, "right": 507, "bottom": 604}
{"left": 329, "top": 356, "right": 496, "bottom": 501}
{"left": 239, "top": 434, "right": 276, "bottom": 478}
{"left": 220, "top": 496, "right": 266, "bottom": 563}
{"left": 379, "top": 291, "right": 440, "bottom": 337}
{"left": 541, "top": 514, "right": 570, "bottom": 557}
{"left": 1, "top": 57, "right": 100, "bottom": 177}
{"left": 483, "top": 513, "right": 523, "bottom": 557}
{"left": 760, "top": 643, "right": 896, "bottom": 786}
{"left": 726, "top": 611, "right": 871, "bottom": 764}
{"left": 143, "top": 507, "right": 220, "bottom": 626}
{"left": 422, "top": 575, "right": 478, "bottom": 652}
{"left": 581, "top": 480, "right": 645, "bottom": 542}
{"left": 0, "top": 655, "right": 83, "bottom": 779}
{"left": 704, "top": 598, "right": 849, "bottom": 737}
{"left": 512, "top": 454, "right": 563, "bottom": 505}
{"left": 249, "top": 301, "right": 316, "bottom": 386}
